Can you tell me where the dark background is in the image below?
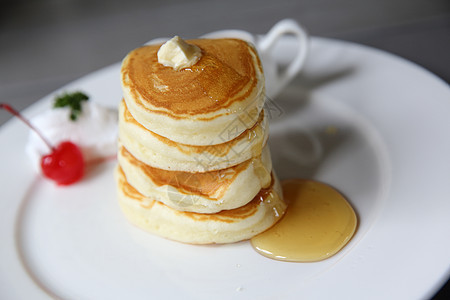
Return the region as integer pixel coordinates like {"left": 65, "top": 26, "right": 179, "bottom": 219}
{"left": 0, "top": 0, "right": 449, "bottom": 298}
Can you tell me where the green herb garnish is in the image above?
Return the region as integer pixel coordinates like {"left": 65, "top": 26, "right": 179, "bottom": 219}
{"left": 53, "top": 91, "right": 89, "bottom": 121}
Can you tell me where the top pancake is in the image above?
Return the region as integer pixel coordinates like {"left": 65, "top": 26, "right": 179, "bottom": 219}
{"left": 121, "top": 38, "right": 266, "bottom": 145}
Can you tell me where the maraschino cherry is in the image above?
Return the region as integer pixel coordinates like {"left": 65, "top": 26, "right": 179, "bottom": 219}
{"left": 1, "top": 103, "right": 84, "bottom": 185}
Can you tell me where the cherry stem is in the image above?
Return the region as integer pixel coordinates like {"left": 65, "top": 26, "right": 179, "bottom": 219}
{"left": 0, "top": 103, "right": 55, "bottom": 151}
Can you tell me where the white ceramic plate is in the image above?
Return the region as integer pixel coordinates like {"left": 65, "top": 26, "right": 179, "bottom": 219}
{"left": 1, "top": 37, "right": 449, "bottom": 300}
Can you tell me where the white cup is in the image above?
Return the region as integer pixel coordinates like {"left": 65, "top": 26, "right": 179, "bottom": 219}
{"left": 148, "top": 19, "right": 309, "bottom": 99}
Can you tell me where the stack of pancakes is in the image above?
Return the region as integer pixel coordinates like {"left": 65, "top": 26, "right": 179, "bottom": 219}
{"left": 116, "top": 38, "right": 287, "bottom": 244}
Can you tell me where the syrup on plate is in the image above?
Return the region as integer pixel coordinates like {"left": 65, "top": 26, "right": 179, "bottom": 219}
{"left": 251, "top": 179, "right": 357, "bottom": 262}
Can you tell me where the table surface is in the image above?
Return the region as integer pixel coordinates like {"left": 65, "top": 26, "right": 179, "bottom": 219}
{"left": 1, "top": 0, "right": 449, "bottom": 298}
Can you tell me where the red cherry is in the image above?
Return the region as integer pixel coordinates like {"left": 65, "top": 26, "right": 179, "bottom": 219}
{"left": 41, "top": 141, "right": 84, "bottom": 185}
{"left": 1, "top": 103, "right": 85, "bottom": 185}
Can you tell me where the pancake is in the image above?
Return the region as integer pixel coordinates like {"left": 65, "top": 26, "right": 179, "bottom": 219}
{"left": 118, "top": 100, "right": 268, "bottom": 172}
{"left": 115, "top": 166, "right": 286, "bottom": 244}
{"left": 117, "top": 144, "right": 272, "bottom": 213}
{"left": 121, "top": 38, "right": 265, "bottom": 146}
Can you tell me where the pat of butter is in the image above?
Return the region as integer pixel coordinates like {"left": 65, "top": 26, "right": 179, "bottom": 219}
{"left": 157, "top": 36, "right": 201, "bottom": 71}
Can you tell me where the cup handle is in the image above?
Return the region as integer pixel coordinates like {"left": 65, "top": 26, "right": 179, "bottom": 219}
{"left": 257, "top": 19, "right": 309, "bottom": 97}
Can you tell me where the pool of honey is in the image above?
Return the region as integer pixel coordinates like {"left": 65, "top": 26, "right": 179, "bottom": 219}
{"left": 251, "top": 179, "right": 357, "bottom": 262}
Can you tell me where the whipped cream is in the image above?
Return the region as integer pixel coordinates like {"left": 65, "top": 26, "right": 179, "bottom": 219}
{"left": 26, "top": 101, "right": 118, "bottom": 171}
{"left": 157, "top": 36, "right": 201, "bottom": 70}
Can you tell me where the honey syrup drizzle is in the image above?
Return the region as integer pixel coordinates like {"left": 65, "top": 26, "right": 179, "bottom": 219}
{"left": 122, "top": 39, "right": 259, "bottom": 116}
